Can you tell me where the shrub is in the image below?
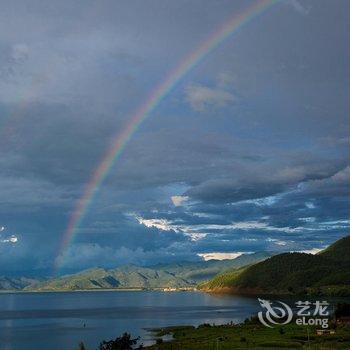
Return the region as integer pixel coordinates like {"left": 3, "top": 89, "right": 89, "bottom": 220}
{"left": 198, "top": 323, "right": 212, "bottom": 328}
{"left": 97, "top": 332, "right": 141, "bottom": 350}
{"left": 259, "top": 341, "right": 302, "bottom": 348}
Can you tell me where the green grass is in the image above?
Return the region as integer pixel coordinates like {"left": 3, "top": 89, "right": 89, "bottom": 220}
{"left": 145, "top": 322, "right": 350, "bottom": 349}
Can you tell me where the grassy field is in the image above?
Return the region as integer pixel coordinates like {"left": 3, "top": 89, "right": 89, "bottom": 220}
{"left": 145, "top": 321, "right": 350, "bottom": 349}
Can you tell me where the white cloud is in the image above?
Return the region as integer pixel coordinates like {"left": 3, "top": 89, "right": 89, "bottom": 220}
{"left": 1, "top": 235, "right": 18, "bottom": 244}
{"left": 266, "top": 237, "right": 287, "bottom": 246}
{"left": 285, "top": 0, "right": 310, "bottom": 16}
{"left": 185, "top": 84, "right": 235, "bottom": 112}
{"left": 297, "top": 247, "right": 323, "bottom": 255}
{"left": 171, "top": 195, "right": 189, "bottom": 206}
{"left": 245, "top": 196, "right": 279, "bottom": 206}
{"left": 299, "top": 217, "right": 315, "bottom": 223}
{"left": 305, "top": 202, "right": 315, "bottom": 209}
{"left": 135, "top": 215, "right": 208, "bottom": 241}
{"left": 223, "top": 221, "right": 306, "bottom": 233}
{"left": 0, "top": 226, "right": 18, "bottom": 244}
{"left": 135, "top": 216, "right": 178, "bottom": 232}
{"left": 184, "top": 232, "right": 207, "bottom": 241}
{"left": 227, "top": 220, "right": 350, "bottom": 234}
{"left": 135, "top": 214, "right": 312, "bottom": 239}
{"left": 198, "top": 252, "right": 245, "bottom": 261}
{"left": 136, "top": 214, "right": 350, "bottom": 240}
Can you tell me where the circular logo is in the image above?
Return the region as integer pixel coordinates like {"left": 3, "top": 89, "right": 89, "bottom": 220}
{"left": 257, "top": 298, "right": 293, "bottom": 328}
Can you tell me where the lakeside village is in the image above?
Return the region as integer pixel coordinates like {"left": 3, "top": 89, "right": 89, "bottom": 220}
{"left": 161, "top": 287, "right": 196, "bottom": 292}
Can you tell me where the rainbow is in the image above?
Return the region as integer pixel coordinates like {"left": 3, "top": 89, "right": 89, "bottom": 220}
{"left": 55, "top": 0, "right": 280, "bottom": 271}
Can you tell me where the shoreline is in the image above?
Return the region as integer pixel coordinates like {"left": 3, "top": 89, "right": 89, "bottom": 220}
{"left": 1, "top": 287, "right": 346, "bottom": 297}
{"left": 0, "top": 287, "right": 198, "bottom": 294}
{"left": 142, "top": 320, "right": 350, "bottom": 349}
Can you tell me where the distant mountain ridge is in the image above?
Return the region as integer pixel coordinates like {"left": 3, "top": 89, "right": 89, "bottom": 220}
{"left": 200, "top": 235, "right": 350, "bottom": 296}
{"left": 0, "top": 276, "right": 44, "bottom": 290}
{"left": 149, "top": 251, "right": 271, "bottom": 283}
{"left": 0, "top": 251, "right": 271, "bottom": 291}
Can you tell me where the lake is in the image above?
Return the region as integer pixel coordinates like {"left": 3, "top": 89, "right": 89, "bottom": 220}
{"left": 0, "top": 291, "right": 261, "bottom": 350}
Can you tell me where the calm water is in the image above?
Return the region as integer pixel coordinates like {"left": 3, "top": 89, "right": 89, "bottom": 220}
{"left": 0, "top": 291, "right": 260, "bottom": 350}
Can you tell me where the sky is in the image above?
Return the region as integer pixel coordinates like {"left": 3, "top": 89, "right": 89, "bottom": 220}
{"left": 0, "top": 0, "right": 349, "bottom": 275}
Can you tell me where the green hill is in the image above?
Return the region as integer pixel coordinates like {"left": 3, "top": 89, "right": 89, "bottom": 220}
{"left": 28, "top": 266, "right": 190, "bottom": 291}
{"left": 318, "top": 235, "right": 350, "bottom": 261}
{"left": 24, "top": 252, "right": 271, "bottom": 291}
{"left": 200, "top": 235, "right": 350, "bottom": 296}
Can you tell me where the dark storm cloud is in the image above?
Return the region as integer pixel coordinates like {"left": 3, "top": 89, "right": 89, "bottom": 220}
{"left": 185, "top": 159, "right": 343, "bottom": 203}
{"left": 0, "top": 0, "right": 350, "bottom": 272}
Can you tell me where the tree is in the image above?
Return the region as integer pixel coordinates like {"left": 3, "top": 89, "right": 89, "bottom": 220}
{"left": 97, "top": 332, "right": 141, "bottom": 350}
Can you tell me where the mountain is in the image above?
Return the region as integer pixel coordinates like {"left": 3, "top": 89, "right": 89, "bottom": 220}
{"left": 200, "top": 235, "right": 350, "bottom": 296}
{"left": 23, "top": 252, "right": 271, "bottom": 291}
{"left": 153, "top": 252, "right": 271, "bottom": 283}
{"left": 0, "top": 277, "right": 44, "bottom": 290}
{"left": 27, "top": 266, "right": 191, "bottom": 291}
{"left": 317, "top": 235, "right": 350, "bottom": 262}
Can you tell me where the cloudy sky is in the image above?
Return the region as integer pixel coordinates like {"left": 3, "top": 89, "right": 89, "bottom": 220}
{"left": 0, "top": 0, "right": 349, "bottom": 275}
